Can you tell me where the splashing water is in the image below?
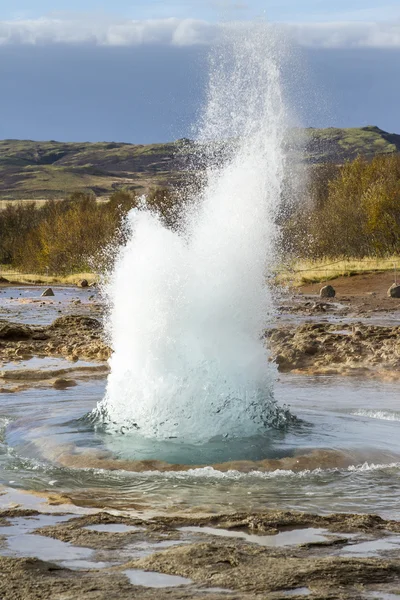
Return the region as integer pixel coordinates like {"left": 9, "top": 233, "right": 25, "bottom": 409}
{"left": 95, "top": 23, "right": 292, "bottom": 442}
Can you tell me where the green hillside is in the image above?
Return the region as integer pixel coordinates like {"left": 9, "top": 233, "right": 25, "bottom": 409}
{"left": 0, "top": 126, "right": 399, "bottom": 201}
{"left": 303, "top": 125, "right": 400, "bottom": 163}
{"left": 0, "top": 139, "right": 189, "bottom": 201}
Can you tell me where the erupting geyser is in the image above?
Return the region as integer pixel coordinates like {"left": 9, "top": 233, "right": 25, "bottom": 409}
{"left": 95, "top": 23, "right": 292, "bottom": 442}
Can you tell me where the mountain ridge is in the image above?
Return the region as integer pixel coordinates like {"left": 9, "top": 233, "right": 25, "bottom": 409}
{"left": 0, "top": 126, "right": 399, "bottom": 201}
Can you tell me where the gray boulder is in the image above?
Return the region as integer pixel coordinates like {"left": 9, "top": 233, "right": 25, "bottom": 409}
{"left": 320, "top": 285, "right": 336, "bottom": 299}
{"left": 388, "top": 283, "right": 400, "bottom": 298}
{"left": 41, "top": 288, "right": 55, "bottom": 297}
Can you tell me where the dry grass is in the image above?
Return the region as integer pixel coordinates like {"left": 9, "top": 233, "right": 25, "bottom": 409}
{"left": 275, "top": 256, "right": 400, "bottom": 287}
{"left": 0, "top": 268, "right": 96, "bottom": 286}
{"left": 2, "top": 257, "right": 400, "bottom": 288}
{"left": 0, "top": 198, "right": 112, "bottom": 209}
{"left": 0, "top": 199, "right": 52, "bottom": 209}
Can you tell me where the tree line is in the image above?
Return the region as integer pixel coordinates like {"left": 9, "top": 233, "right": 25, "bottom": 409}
{"left": 281, "top": 154, "right": 400, "bottom": 259}
{"left": 0, "top": 188, "right": 180, "bottom": 275}
{"left": 0, "top": 153, "right": 399, "bottom": 275}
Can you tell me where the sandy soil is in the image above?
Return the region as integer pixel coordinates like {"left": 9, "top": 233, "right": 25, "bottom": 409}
{"left": 300, "top": 270, "right": 398, "bottom": 296}
{"left": 298, "top": 270, "right": 400, "bottom": 315}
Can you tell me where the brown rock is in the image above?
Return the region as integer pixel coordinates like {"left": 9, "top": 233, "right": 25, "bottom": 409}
{"left": 0, "top": 322, "right": 32, "bottom": 340}
{"left": 53, "top": 378, "right": 77, "bottom": 390}
{"left": 32, "top": 332, "right": 50, "bottom": 341}
{"left": 274, "top": 354, "right": 292, "bottom": 372}
{"left": 320, "top": 285, "right": 336, "bottom": 298}
{"left": 388, "top": 283, "right": 400, "bottom": 298}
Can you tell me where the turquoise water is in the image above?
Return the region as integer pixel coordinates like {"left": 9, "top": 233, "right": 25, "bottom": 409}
{"left": 1, "top": 372, "right": 400, "bottom": 518}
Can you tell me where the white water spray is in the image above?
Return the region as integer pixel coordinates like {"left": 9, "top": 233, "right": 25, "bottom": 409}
{"left": 96, "top": 24, "right": 291, "bottom": 442}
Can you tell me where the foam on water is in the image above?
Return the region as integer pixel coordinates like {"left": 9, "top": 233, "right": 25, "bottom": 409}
{"left": 95, "top": 23, "right": 291, "bottom": 442}
{"left": 352, "top": 410, "right": 400, "bottom": 422}
{"left": 84, "top": 462, "right": 400, "bottom": 481}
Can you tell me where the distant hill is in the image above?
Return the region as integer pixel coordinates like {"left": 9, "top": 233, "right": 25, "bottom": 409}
{"left": 0, "top": 139, "right": 188, "bottom": 202}
{"left": 0, "top": 126, "right": 399, "bottom": 201}
{"left": 303, "top": 126, "right": 400, "bottom": 163}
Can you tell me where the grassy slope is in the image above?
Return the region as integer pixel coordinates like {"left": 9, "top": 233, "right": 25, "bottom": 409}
{"left": 0, "top": 139, "right": 186, "bottom": 200}
{"left": 1, "top": 126, "right": 399, "bottom": 200}
{"left": 303, "top": 125, "right": 400, "bottom": 163}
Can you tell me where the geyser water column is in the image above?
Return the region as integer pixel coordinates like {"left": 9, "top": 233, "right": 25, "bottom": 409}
{"left": 96, "top": 23, "right": 291, "bottom": 443}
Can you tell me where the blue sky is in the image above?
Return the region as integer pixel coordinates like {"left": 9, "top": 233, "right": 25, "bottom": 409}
{"left": 0, "top": 1, "right": 399, "bottom": 142}
{"left": 2, "top": 0, "right": 400, "bottom": 22}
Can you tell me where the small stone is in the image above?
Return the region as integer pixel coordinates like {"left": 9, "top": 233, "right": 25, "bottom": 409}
{"left": 274, "top": 354, "right": 291, "bottom": 371}
{"left": 388, "top": 283, "right": 400, "bottom": 298}
{"left": 53, "top": 378, "right": 77, "bottom": 390}
{"left": 32, "top": 332, "right": 50, "bottom": 341}
{"left": 320, "top": 285, "right": 336, "bottom": 298}
{"left": 312, "top": 302, "right": 327, "bottom": 312}
{"left": 41, "top": 288, "right": 55, "bottom": 297}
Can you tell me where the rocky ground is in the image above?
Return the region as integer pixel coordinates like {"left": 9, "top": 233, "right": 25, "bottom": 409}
{"left": 0, "top": 315, "right": 109, "bottom": 363}
{"left": 268, "top": 322, "right": 400, "bottom": 377}
{"left": 268, "top": 270, "right": 400, "bottom": 377}
{"left": 0, "top": 273, "right": 399, "bottom": 598}
{"left": 0, "top": 506, "right": 400, "bottom": 599}
{"left": 1, "top": 303, "right": 399, "bottom": 383}
{"left": 0, "top": 271, "right": 399, "bottom": 377}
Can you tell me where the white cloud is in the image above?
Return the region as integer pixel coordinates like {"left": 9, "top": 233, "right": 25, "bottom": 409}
{"left": 286, "top": 21, "right": 400, "bottom": 48}
{"left": 0, "top": 17, "right": 216, "bottom": 47}
{"left": 0, "top": 16, "right": 400, "bottom": 48}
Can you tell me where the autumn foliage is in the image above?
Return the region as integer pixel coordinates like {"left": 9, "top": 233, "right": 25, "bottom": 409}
{"left": 281, "top": 154, "right": 400, "bottom": 259}
{"left": 1, "top": 153, "right": 400, "bottom": 275}
{"left": 0, "top": 189, "right": 179, "bottom": 275}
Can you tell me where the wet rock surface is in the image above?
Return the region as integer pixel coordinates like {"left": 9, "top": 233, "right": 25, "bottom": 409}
{"left": 0, "top": 273, "right": 399, "bottom": 380}
{"left": 0, "top": 278, "right": 399, "bottom": 598}
{"left": 268, "top": 322, "right": 400, "bottom": 376}
{"left": 130, "top": 544, "right": 400, "bottom": 596}
{"left": 0, "top": 315, "right": 110, "bottom": 364}
{"left": 0, "top": 509, "right": 400, "bottom": 599}
{"left": 0, "top": 313, "right": 399, "bottom": 380}
{"left": 0, "top": 322, "right": 33, "bottom": 341}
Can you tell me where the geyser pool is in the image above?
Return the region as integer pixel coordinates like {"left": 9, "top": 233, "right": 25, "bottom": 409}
{"left": 95, "top": 24, "right": 291, "bottom": 442}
